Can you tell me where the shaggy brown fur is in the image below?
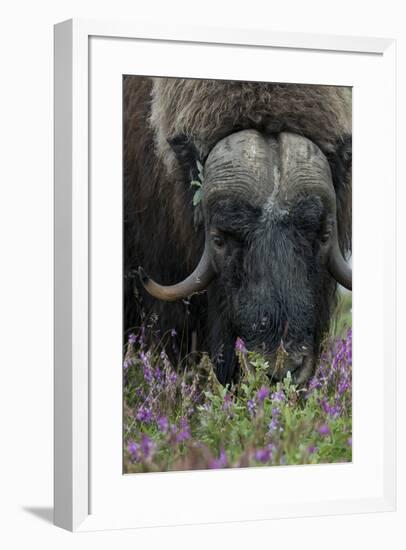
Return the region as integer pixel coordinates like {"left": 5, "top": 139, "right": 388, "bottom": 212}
{"left": 149, "top": 78, "right": 352, "bottom": 250}
{"left": 150, "top": 79, "right": 351, "bottom": 166}
{"left": 124, "top": 76, "right": 206, "bottom": 344}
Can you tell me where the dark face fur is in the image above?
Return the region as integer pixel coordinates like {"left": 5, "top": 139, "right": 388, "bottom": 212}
{"left": 202, "top": 130, "right": 340, "bottom": 385}
{"left": 205, "top": 193, "right": 336, "bottom": 385}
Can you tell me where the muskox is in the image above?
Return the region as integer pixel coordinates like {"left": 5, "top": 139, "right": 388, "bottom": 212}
{"left": 124, "top": 76, "right": 352, "bottom": 386}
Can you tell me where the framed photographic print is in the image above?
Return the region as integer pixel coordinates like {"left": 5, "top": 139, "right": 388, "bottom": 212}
{"left": 54, "top": 19, "right": 396, "bottom": 531}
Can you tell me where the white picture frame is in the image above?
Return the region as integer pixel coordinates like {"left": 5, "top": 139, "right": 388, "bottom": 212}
{"left": 54, "top": 18, "right": 396, "bottom": 532}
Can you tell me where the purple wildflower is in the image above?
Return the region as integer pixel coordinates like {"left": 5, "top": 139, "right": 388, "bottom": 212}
{"left": 338, "top": 378, "right": 350, "bottom": 396}
{"left": 247, "top": 399, "right": 256, "bottom": 417}
{"left": 136, "top": 406, "right": 153, "bottom": 423}
{"left": 171, "top": 328, "right": 177, "bottom": 337}
{"left": 307, "top": 377, "right": 322, "bottom": 393}
{"left": 140, "top": 434, "right": 154, "bottom": 458}
{"left": 271, "top": 390, "right": 285, "bottom": 403}
{"left": 127, "top": 440, "right": 140, "bottom": 462}
{"left": 175, "top": 417, "right": 191, "bottom": 442}
{"left": 157, "top": 416, "right": 169, "bottom": 433}
{"left": 128, "top": 333, "right": 137, "bottom": 344}
{"left": 256, "top": 386, "right": 270, "bottom": 404}
{"left": 140, "top": 351, "right": 153, "bottom": 384}
{"left": 332, "top": 345, "right": 345, "bottom": 370}
{"left": 210, "top": 449, "right": 227, "bottom": 469}
{"left": 268, "top": 407, "right": 282, "bottom": 433}
{"left": 222, "top": 393, "right": 233, "bottom": 411}
{"left": 318, "top": 424, "right": 330, "bottom": 436}
{"left": 346, "top": 335, "right": 352, "bottom": 363}
{"left": 155, "top": 367, "right": 163, "bottom": 383}
{"left": 321, "top": 398, "right": 340, "bottom": 417}
{"left": 235, "top": 337, "right": 247, "bottom": 353}
{"left": 307, "top": 445, "right": 317, "bottom": 454}
{"left": 168, "top": 370, "right": 177, "bottom": 385}
{"left": 254, "top": 447, "right": 272, "bottom": 463}
{"left": 306, "top": 327, "right": 352, "bottom": 405}
{"left": 347, "top": 436, "right": 352, "bottom": 447}
{"left": 268, "top": 418, "right": 280, "bottom": 433}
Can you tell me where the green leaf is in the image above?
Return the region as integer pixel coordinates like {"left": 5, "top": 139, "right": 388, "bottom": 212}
{"left": 193, "top": 188, "right": 202, "bottom": 206}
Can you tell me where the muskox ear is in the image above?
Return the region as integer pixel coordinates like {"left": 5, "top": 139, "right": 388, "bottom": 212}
{"left": 326, "top": 134, "right": 352, "bottom": 253}
{"left": 327, "top": 134, "right": 352, "bottom": 191}
{"left": 168, "top": 134, "right": 202, "bottom": 183}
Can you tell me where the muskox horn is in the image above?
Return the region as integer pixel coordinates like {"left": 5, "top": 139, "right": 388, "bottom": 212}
{"left": 275, "top": 132, "right": 352, "bottom": 291}
{"left": 328, "top": 226, "right": 352, "bottom": 291}
{"left": 139, "top": 242, "right": 215, "bottom": 301}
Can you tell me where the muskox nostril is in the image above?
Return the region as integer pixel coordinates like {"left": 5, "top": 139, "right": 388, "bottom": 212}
{"left": 259, "top": 316, "right": 269, "bottom": 332}
{"left": 283, "top": 352, "right": 307, "bottom": 372}
{"left": 291, "top": 356, "right": 304, "bottom": 368}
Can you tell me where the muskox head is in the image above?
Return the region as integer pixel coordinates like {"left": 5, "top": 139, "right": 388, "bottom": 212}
{"left": 139, "top": 129, "right": 351, "bottom": 385}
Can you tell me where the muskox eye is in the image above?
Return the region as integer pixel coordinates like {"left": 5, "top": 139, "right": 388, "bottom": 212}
{"left": 320, "top": 229, "right": 332, "bottom": 244}
{"left": 321, "top": 232, "right": 330, "bottom": 244}
{"left": 212, "top": 235, "right": 225, "bottom": 249}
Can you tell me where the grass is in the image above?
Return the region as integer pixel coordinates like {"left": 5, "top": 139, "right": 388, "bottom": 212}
{"left": 123, "top": 293, "right": 352, "bottom": 473}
